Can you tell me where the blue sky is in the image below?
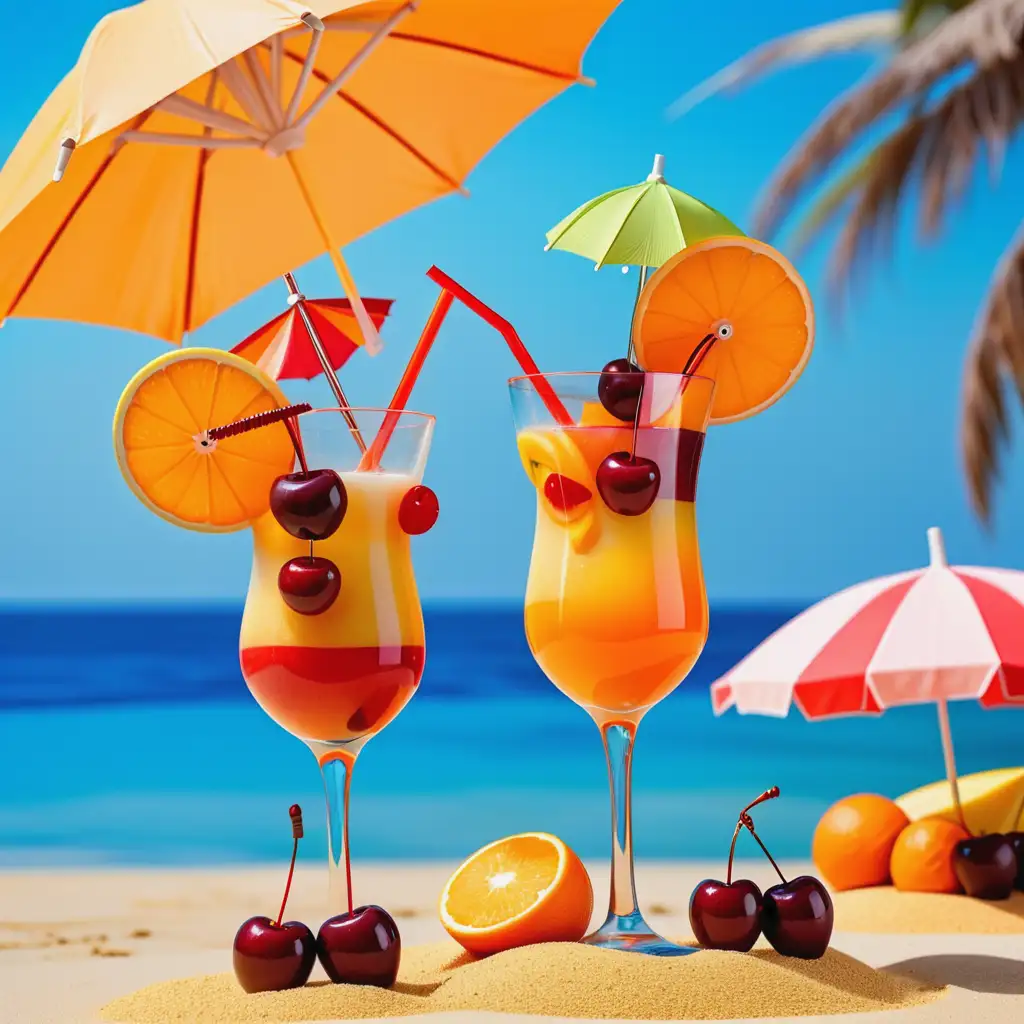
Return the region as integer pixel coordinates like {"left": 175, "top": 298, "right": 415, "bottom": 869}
{"left": 0, "top": 0, "right": 1022, "bottom": 603}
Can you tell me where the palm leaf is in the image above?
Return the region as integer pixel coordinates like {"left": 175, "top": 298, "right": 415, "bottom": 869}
{"left": 666, "top": 12, "right": 902, "bottom": 121}
{"left": 754, "top": 0, "right": 1024, "bottom": 240}
{"left": 961, "top": 219, "right": 1024, "bottom": 521}
{"left": 808, "top": 50, "right": 1024, "bottom": 303}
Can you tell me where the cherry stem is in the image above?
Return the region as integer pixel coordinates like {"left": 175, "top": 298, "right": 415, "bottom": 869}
{"left": 726, "top": 819, "right": 743, "bottom": 885}
{"left": 629, "top": 374, "right": 644, "bottom": 460}
{"left": 276, "top": 837, "right": 298, "bottom": 928}
{"left": 741, "top": 786, "right": 780, "bottom": 819}
{"left": 284, "top": 417, "right": 309, "bottom": 475}
{"left": 682, "top": 333, "right": 716, "bottom": 376}
{"left": 742, "top": 814, "right": 787, "bottom": 885}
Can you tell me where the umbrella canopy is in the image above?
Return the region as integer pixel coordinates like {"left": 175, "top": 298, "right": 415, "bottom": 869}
{"left": 544, "top": 153, "right": 744, "bottom": 270}
{"left": 0, "top": 0, "right": 620, "bottom": 344}
{"left": 231, "top": 293, "right": 392, "bottom": 380}
{"left": 712, "top": 528, "right": 1024, "bottom": 719}
{"left": 711, "top": 526, "right": 1024, "bottom": 824}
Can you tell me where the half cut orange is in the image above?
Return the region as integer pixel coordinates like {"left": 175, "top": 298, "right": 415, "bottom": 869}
{"left": 631, "top": 236, "right": 814, "bottom": 423}
{"left": 113, "top": 348, "right": 296, "bottom": 532}
{"left": 439, "top": 833, "right": 593, "bottom": 956}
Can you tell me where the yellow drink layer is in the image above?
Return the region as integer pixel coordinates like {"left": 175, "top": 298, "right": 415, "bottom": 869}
{"left": 519, "top": 424, "right": 708, "bottom": 717}
{"left": 241, "top": 470, "right": 424, "bottom": 652}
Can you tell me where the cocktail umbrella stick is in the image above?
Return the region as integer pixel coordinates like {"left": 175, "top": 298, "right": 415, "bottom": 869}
{"left": 282, "top": 273, "right": 366, "bottom": 453}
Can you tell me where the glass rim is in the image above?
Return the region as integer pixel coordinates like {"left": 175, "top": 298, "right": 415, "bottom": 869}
{"left": 298, "top": 407, "right": 435, "bottom": 425}
{"left": 508, "top": 370, "right": 714, "bottom": 388}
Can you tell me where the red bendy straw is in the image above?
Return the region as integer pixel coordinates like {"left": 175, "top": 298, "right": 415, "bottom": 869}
{"left": 360, "top": 267, "right": 573, "bottom": 470}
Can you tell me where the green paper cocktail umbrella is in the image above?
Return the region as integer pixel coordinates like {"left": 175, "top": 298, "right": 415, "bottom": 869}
{"left": 545, "top": 153, "right": 744, "bottom": 272}
{"left": 544, "top": 154, "right": 744, "bottom": 358}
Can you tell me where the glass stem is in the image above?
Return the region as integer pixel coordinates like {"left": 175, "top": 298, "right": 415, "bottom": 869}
{"left": 318, "top": 748, "right": 358, "bottom": 916}
{"left": 601, "top": 720, "right": 640, "bottom": 919}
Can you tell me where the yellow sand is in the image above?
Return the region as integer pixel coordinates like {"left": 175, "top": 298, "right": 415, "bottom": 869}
{"left": 101, "top": 940, "right": 944, "bottom": 1023}
{"left": 835, "top": 886, "right": 1024, "bottom": 934}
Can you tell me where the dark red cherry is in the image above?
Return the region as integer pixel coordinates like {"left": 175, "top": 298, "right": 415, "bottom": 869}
{"left": 596, "top": 452, "right": 660, "bottom": 516}
{"left": 270, "top": 469, "right": 347, "bottom": 541}
{"left": 233, "top": 916, "right": 316, "bottom": 993}
{"left": 316, "top": 905, "right": 401, "bottom": 987}
{"left": 543, "top": 473, "right": 592, "bottom": 515}
{"left": 598, "top": 359, "right": 643, "bottom": 421}
{"left": 399, "top": 485, "right": 439, "bottom": 535}
{"left": 278, "top": 556, "right": 341, "bottom": 615}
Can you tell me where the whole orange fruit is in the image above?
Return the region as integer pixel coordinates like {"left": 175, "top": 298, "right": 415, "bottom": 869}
{"left": 812, "top": 794, "right": 910, "bottom": 891}
{"left": 890, "top": 818, "right": 969, "bottom": 893}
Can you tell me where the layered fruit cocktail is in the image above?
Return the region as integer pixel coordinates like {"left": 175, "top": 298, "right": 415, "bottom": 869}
{"left": 240, "top": 410, "right": 435, "bottom": 747}
{"left": 515, "top": 373, "right": 713, "bottom": 716}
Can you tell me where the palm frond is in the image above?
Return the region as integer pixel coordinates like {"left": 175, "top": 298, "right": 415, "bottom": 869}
{"left": 815, "top": 49, "right": 1024, "bottom": 304}
{"left": 753, "top": 0, "right": 1024, "bottom": 240}
{"left": 961, "top": 219, "right": 1024, "bottom": 521}
{"left": 666, "top": 12, "right": 901, "bottom": 121}
{"left": 788, "top": 149, "right": 881, "bottom": 255}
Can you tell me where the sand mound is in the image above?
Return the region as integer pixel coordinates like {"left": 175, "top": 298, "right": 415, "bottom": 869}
{"left": 835, "top": 887, "right": 1024, "bottom": 934}
{"left": 102, "top": 940, "right": 943, "bottom": 1023}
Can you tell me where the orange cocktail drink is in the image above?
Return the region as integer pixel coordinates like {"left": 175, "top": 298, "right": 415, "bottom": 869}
{"left": 511, "top": 370, "right": 715, "bottom": 956}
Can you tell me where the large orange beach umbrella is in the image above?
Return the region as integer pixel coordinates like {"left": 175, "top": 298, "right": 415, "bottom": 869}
{"left": 0, "top": 0, "right": 620, "bottom": 349}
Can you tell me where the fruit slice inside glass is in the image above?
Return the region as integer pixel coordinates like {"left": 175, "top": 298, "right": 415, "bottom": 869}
{"left": 510, "top": 371, "right": 714, "bottom": 956}
{"left": 239, "top": 409, "right": 434, "bottom": 915}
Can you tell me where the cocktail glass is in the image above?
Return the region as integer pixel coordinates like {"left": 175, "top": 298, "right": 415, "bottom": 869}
{"left": 509, "top": 371, "right": 715, "bottom": 956}
{"left": 240, "top": 408, "right": 433, "bottom": 912}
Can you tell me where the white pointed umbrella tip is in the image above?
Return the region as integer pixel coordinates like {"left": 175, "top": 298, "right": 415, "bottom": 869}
{"left": 647, "top": 153, "right": 666, "bottom": 182}
{"left": 927, "top": 526, "right": 948, "bottom": 568}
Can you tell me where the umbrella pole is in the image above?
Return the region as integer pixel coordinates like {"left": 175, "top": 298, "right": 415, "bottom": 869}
{"left": 936, "top": 698, "right": 968, "bottom": 832}
{"left": 625, "top": 265, "right": 647, "bottom": 365}
{"left": 286, "top": 153, "right": 383, "bottom": 356}
{"left": 283, "top": 273, "right": 367, "bottom": 454}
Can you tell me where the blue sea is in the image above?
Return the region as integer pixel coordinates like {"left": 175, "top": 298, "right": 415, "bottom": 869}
{"left": 0, "top": 604, "right": 1020, "bottom": 868}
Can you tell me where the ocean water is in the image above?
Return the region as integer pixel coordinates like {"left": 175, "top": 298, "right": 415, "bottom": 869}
{"left": 0, "top": 604, "right": 1020, "bottom": 867}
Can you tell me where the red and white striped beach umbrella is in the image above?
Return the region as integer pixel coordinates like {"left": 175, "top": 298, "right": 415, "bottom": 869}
{"left": 711, "top": 527, "right": 1024, "bottom": 812}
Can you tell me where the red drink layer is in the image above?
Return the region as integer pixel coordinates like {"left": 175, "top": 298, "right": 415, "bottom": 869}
{"left": 241, "top": 645, "right": 424, "bottom": 744}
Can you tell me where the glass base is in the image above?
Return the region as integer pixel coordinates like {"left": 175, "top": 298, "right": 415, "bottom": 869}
{"left": 583, "top": 911, "right": 699, "bottom": 957}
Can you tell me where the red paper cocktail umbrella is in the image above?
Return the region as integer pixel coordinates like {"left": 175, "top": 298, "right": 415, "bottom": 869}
{"left": 232, "top": 279, "right": 392, "bottom": 383}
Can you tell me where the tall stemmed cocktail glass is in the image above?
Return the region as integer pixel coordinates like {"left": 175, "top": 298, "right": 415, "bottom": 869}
{"left": 240, "top": 409, "right": 434, "bottom": 912}
{"left": 509, "top": 371, "right": 715, "bottom": 956}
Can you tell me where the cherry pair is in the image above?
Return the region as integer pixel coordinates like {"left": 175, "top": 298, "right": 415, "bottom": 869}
{"left": 232, "top": 806, "right": 401, "bottom": 994}
{"left": 689, "top": 787, "right": 834, "bottom": 960}
{"left": 271, "top": 469, "right": 439, "bottom": 616}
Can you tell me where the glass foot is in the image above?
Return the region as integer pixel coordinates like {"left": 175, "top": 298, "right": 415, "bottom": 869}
{"left": 583, "top": 911, "right": 699, "bottom": 957}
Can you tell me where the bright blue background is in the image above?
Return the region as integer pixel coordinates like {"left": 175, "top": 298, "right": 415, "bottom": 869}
{"left": 0, "top": 2, "right": 1023, "bottom": 867}
{"left": 1, "top": 0, "right": 1022, "bottom": 604}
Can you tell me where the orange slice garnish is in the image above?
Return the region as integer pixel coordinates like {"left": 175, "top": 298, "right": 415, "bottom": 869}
{"left": 439, "top": 832, "right": 593, "bottom": 956}
{"left": 631, "top": 236, "right": 814, "bottom": 423}
{"left": 113, "top": 348, "right": 295, "bottom": 532}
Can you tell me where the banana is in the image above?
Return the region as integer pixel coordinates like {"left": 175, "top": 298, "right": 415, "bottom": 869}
{"left": 896, "top": 768, "right": 1024, "bottom": 835}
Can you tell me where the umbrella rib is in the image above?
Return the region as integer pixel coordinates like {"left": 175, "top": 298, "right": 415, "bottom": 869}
{"left": 276, "top": 47, "right": 465, "bottom": 194}
{"left": 388, "top": 32, "right": 595, "bottom": 85}
{"left": 593, "top": 186, "right": 651, "bottom": 269}
{"left": 6, "top": 109, "right": 154, "bottom": 318}
{"left": 183, "top": 75, "right": 217, "bottom": 337}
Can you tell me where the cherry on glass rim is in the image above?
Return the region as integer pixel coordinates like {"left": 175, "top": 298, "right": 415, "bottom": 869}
{"left": 399, "top": 485, "right": 439, "bottom": 535}
{"left": 598, "top": 359, "right": 643, "bottom": 422}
